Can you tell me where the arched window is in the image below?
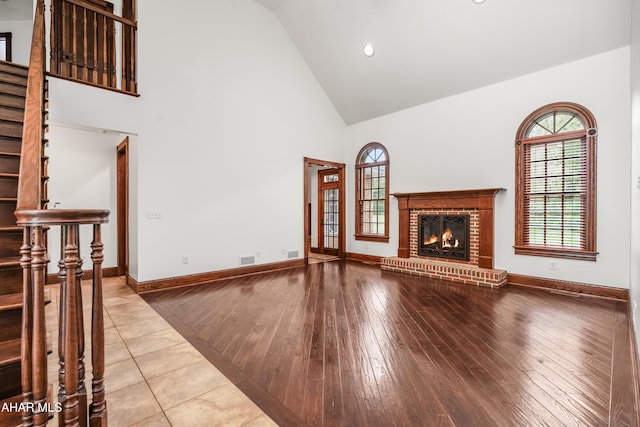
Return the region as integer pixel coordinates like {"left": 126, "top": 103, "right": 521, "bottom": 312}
{"left": 355, "top": 142, "right": 389, "bottom": 242}
{"left": 514, "top": 102, "right": 597, "bottom": 260}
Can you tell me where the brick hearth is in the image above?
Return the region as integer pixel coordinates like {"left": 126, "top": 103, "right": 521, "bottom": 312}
{"left": 381, "top": 257, "right": 507, "bottom": 288}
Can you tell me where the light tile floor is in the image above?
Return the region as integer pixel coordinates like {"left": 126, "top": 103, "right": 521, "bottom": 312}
{"left": 44, "top": 276, "right": 278, "bottom": 427}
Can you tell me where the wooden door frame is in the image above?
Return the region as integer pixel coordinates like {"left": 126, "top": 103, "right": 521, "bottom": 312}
{"left": 116, "top": 137, "right": 129, "bottom": 276}
{"left": 0, "top": 32, "right": 12, "bottom": 62}
{"left": 303, "top": 157, "right": 345, "bottom": 262}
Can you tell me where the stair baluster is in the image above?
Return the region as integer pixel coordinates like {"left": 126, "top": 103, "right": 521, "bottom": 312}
{"left": 20, "top": 226, "right": 33, "bottom": 426}
{"left": 30, "top": 225, "right": 48, "bottom": 426}
{"left": 89, "top": 224, "right": 107, "bottom": 425}
{"left": 60, "top": 223, "right": 81, "bottom": 425}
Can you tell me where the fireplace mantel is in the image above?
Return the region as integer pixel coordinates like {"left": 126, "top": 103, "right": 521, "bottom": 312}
{"left": 393, "top": 188, "right": 504, "bottom": 268}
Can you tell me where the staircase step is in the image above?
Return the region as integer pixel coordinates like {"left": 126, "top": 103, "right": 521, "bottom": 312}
{"left": 0, "top": 384, "right": 55, "bottom": 426}
{"left": 0, "top": 137, "right": 20, "bottom": 155}
{"left": 1, "top": 207, "right": 19, "bottom": 227}
{"left": 0, "top": 335, "right": 50, "bottom": 367}
{"left": 0, "top": 152, "right": 20, "bottom": 174}
{"left": 0, "top": 230, "right": 21, "bottom": 258}
{"left": 0, "top": 339, "right": 20, "bottom": 368}
{"left": 0, "top": 333, "right": 54, "bottom": 362}
{"left": 0, "top": 320, "right": 53, "bottom": 371}
{"left": 0, "top": 289, "right": 52, "bottom": 312}
{"left": 0, "top": 67, "right": 28, "bottom": 80}
{"left": 0, "top": 393, "right": 22, "bottom": 427}
{"left": 0, "top": 304, "right": 20, "bottom": 341}
{"left": 0, "top": 93, "right": 25, "bottom": 110}
{"left": 0, "top": 265, "right": 21, "bottom": 296}
{"left": 0, "top": 105, "right": 24, "bottom": 123}
{"left": 0, "top": 82, "right": 26, "bottom": 98}
{"left": 0, "top": 199, "right": 18, "bottom": 229}
{"left": 0, "top": 224, "right": 21, "bottom": 232}
{"left": 0, "top": 175, "right": 18, "bottom": 199}
{"left": 0, "top": 61, "right": 29, "bottom": 77}
{"left": 0, "top": 120, "right": 23, "bottom": 139}
{"left": 0, "top": 71, "right": 27, "bottom": 88}
{"left": 0, "top": 293, "right": 21, "bottom": 312}
{"left": 0, "top": 256, "right": 20, "bottom": 269}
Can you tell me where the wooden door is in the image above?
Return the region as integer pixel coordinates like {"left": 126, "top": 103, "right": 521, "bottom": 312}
{"left": 116, "top": 137, "right": 128, "bottom": 276}
{"left": 318, "top": 169, "right": 340, "bottom": 256}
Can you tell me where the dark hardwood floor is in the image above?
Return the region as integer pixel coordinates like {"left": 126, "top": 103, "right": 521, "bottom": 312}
{"left": 142, "top": 260, "right": 638, "bottom": 426}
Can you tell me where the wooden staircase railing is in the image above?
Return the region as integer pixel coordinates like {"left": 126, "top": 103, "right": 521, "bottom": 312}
{"left": 17, "top": 1, "right": 110, "bottom": 425}
{"left": 50, "top": 0, "right": 138, "bottom": 95}
{"left": 16, "top": 0, "right": 46, "bottom": 213}
{"left": 16, "top": 211, "right": 109, "bottom": 426}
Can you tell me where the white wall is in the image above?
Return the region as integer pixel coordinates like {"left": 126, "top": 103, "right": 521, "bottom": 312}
{"left": 0, "top": 20, "right": 32, "bottom": 65}
{"left": 630, "top": 0, "right": 640, "bottom": 344}
{"left": 48, "top": 0, "right": 345, "bottom": 282}
{"left": 346, "top": 47, "right": 631, "bottom": 289}
{"left": 46, "top": 125, "right": 125, "bottom": 273}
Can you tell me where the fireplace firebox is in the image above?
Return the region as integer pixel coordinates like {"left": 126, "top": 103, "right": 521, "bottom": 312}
{"left": 418, "top": 214, "right": 470, "bottom": 261}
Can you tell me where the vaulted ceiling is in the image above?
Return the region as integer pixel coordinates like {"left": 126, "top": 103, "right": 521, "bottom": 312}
{"left": 1, "top": 1, "right": 631, "bottom": 124}
{"left": 0, "top": 0, "right": 32, "bottom": 21}
{"left": 254, "top": 0, "right": 631, "bottom": 124}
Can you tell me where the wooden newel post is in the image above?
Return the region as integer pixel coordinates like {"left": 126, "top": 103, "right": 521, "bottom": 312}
{"left": 89, "top": 223, "right": 107, "bottom": 426}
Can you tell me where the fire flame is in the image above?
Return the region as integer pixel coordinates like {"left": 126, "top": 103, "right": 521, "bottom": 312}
{"left": 424, "top": 234, "right": 439, "bottom": 245}
{"left": 441, "top": 228, "right": 459, "bottom": 248}
{"left": 423, "top": 227, "right": 461, "bottom": 248}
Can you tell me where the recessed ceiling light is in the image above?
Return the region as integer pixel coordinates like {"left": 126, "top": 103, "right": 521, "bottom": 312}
{"left": 472, "top": 0, "right": 486, "bottom": 3}
{"left": 363, "top": 43, "right": 375, "bottom": 57}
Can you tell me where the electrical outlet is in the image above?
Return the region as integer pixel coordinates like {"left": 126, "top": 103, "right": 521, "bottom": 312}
{"left": 182, "top": 255, "right": 189, "bottom": 264}
{"left": 146, "top": 210, "right": 163, "bottom": 219}
{"left": 550, "top": 261, "right": 557, "bottom": 270}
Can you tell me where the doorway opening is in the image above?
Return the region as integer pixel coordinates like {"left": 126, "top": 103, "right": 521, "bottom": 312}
{"left": 303, "top": 157, "right": 345, "bottom": 263}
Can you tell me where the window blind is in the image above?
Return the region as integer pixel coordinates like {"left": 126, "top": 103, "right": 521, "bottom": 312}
{"left": 523, "top": 136, "right": 587, "bottom": 248}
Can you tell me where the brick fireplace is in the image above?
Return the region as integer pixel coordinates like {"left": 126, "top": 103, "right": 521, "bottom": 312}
{"left": 381, "top": 188, "right": 507, "bottom": 287}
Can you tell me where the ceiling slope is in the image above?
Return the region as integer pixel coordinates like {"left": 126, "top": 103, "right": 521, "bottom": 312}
{"left": 254, "top": 0, "right": 631, "bottom": 124}
{"left": 0, "top": 0, "right": 33, "bottom": 21}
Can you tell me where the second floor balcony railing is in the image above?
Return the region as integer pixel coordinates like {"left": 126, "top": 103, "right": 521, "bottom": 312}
{"left": 49, "top": 0, "right": 138, "bottom": 95}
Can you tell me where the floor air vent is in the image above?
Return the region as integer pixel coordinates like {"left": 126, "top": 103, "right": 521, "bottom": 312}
{"left": 287, "top": 250, "right": 299, "bottom": 259}
{"left": 240, "top": 255, "right": 255, "bottom": 266}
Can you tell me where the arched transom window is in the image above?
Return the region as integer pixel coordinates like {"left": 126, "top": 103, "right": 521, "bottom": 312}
{"left": 355, "top": 142, "right": 389, "bottom": 242}
{"left": 514, "top": 102, "right": 597, "bottom": 261}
